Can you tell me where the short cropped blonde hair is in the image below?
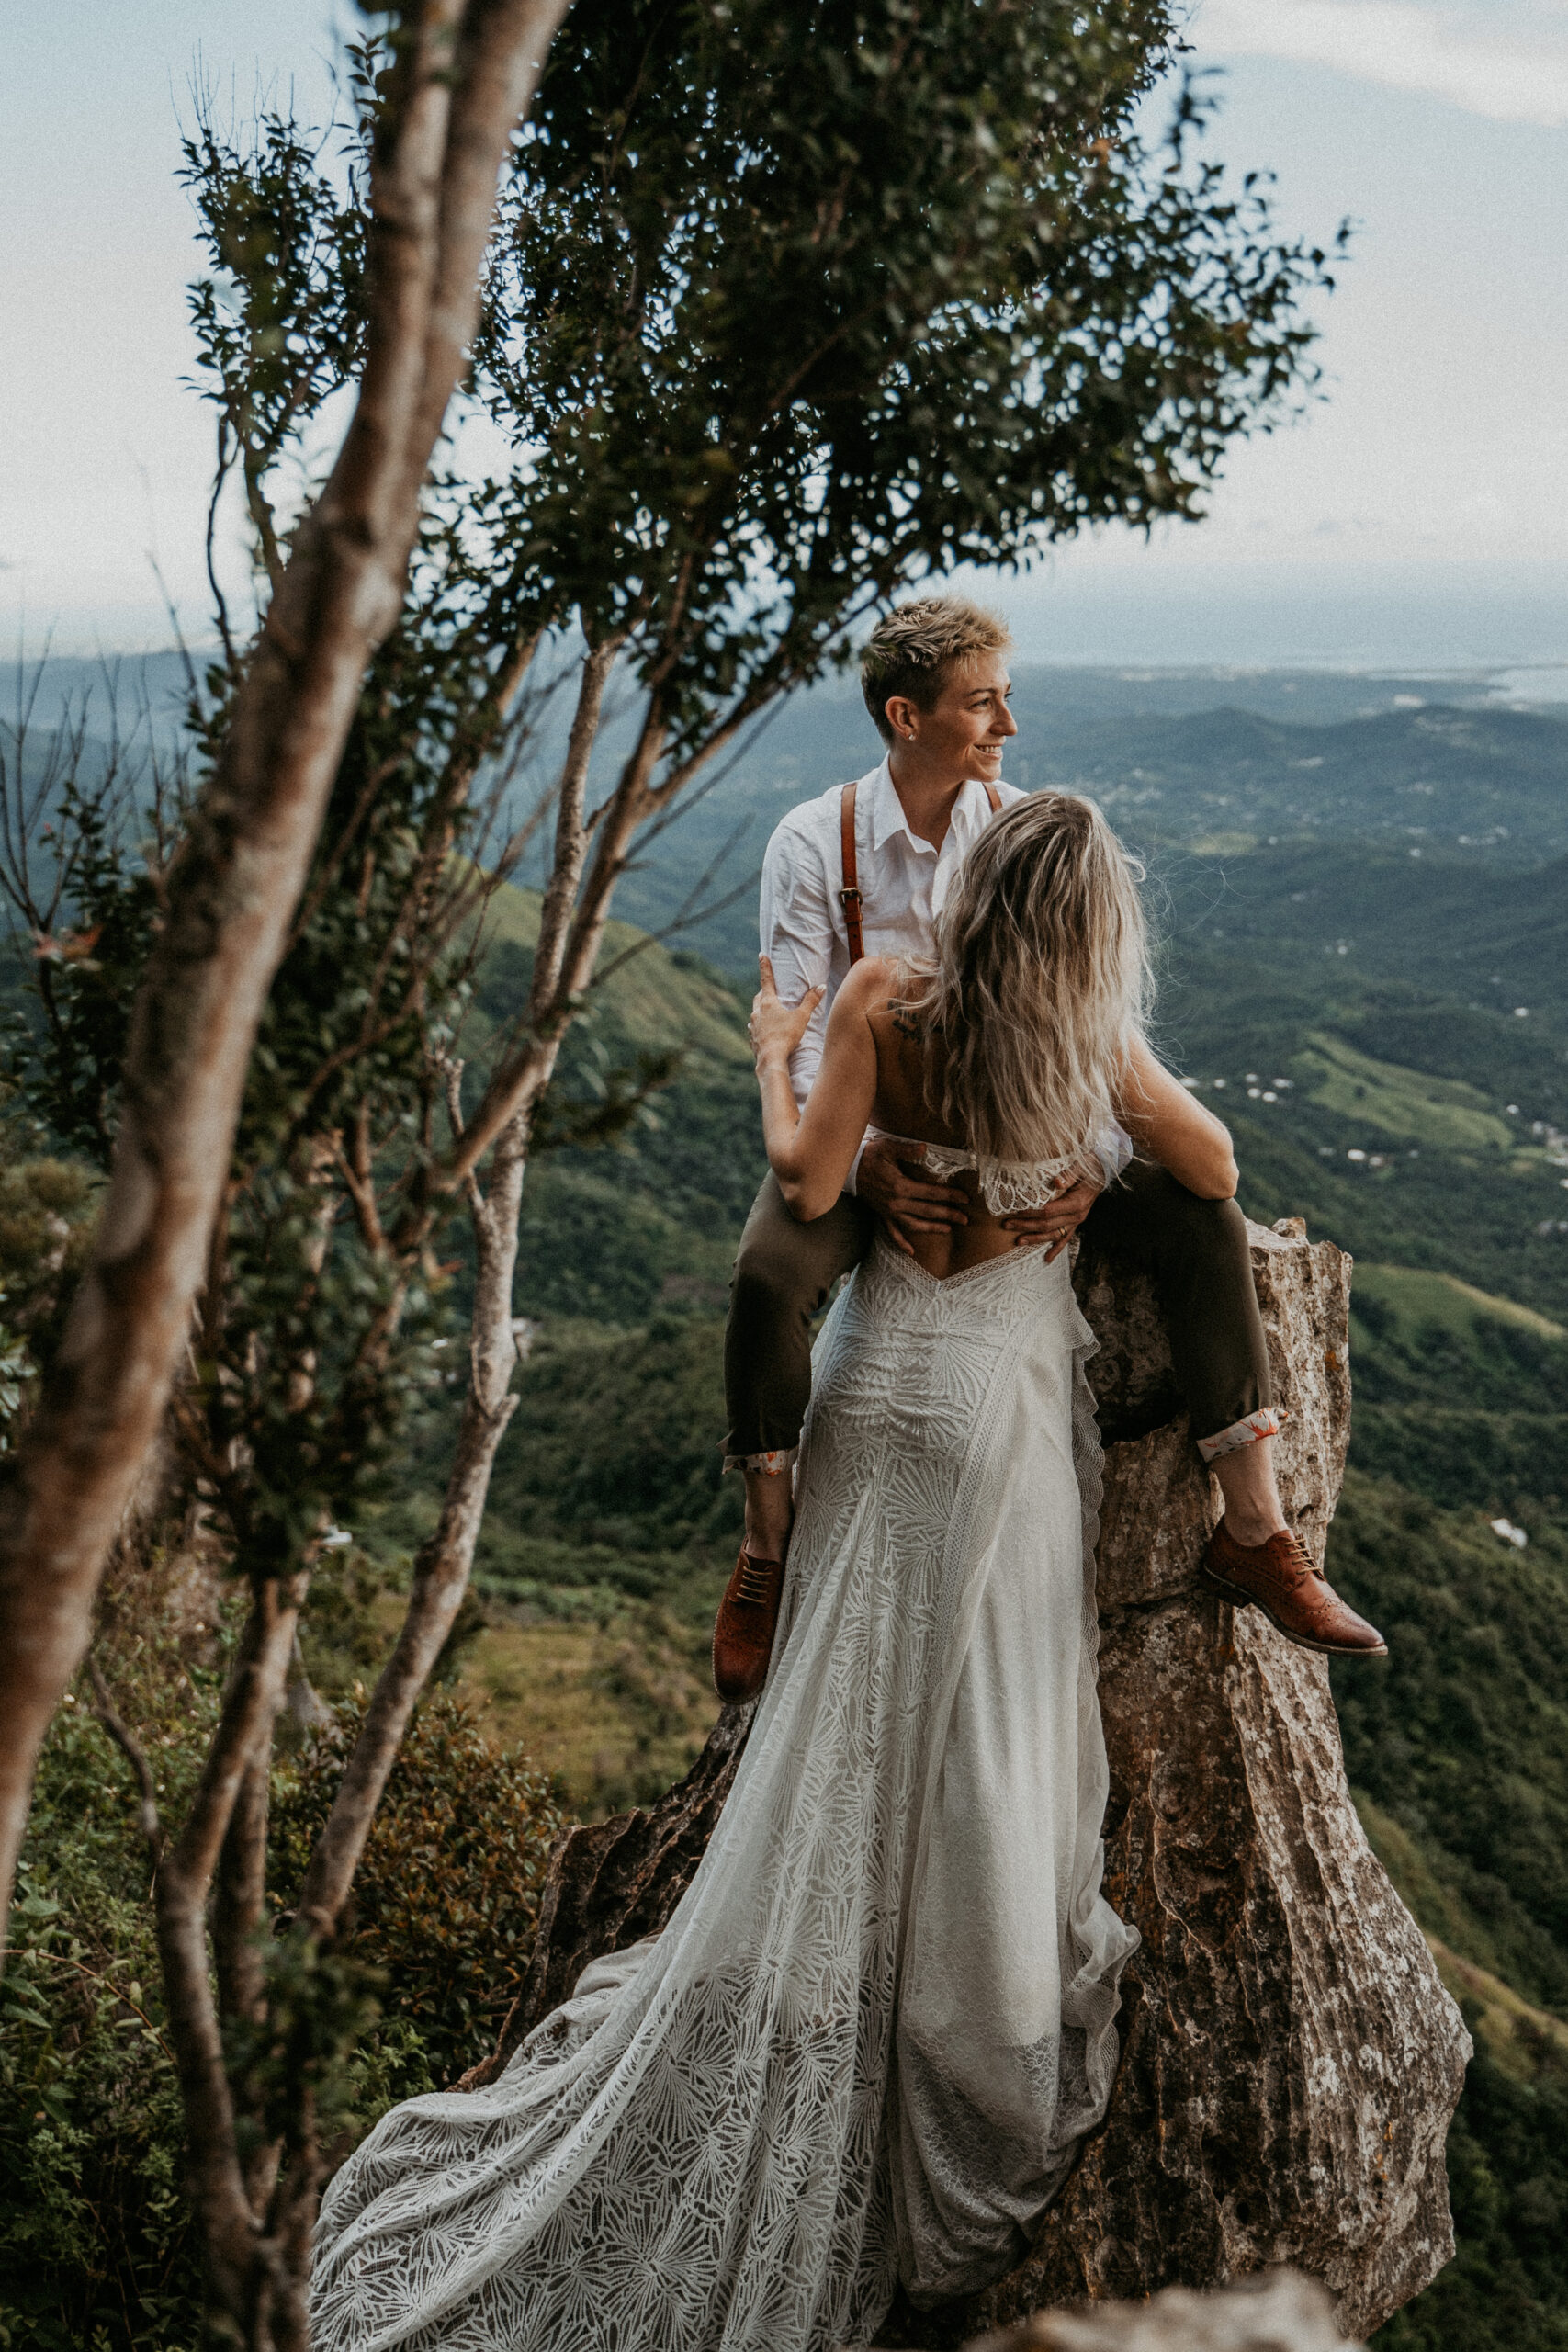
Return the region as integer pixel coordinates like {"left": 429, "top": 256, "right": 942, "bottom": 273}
{"left": 860, "top": 596, "right": 1013, "bottom": 744}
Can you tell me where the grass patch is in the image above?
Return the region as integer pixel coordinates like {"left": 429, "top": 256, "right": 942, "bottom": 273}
{"left": 1186, "top": 830, "right": 1258, "bottom": 857}
{"left": 479, "top": 879, "right": 752, "bottom": 1069}
{"left": 1354, "top": 1262, "right": 1566, "bottom": 1345}
{"left": 1298, "top": 1031, "right": 1513, "bottom": 1151}
{"left": 451, "top": 1600, "right": 722, "bottom": 1817}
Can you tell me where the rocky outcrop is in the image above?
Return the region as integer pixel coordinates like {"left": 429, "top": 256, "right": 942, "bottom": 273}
{"left": 880, "top": 1219, "right": 1469, "bottom": 2346}
{"left": 477, "top": 1221, "right": 1470, "bottom": 2338}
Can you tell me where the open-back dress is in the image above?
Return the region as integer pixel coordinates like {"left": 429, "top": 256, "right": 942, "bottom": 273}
{"left": 310, "top": 1211, "right": 1137, "bottom": 2352}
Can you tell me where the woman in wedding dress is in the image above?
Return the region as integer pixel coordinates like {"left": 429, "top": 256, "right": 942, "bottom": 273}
{"left": 310, "top": 794, "right": 1239, "bottom": 2352}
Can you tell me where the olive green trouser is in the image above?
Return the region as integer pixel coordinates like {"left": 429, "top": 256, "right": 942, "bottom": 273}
{"left": 721, "top": 1157, "right": 1272, "bottom": 1463}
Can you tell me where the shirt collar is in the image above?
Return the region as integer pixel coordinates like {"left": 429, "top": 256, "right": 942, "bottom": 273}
{"left": 869, "top": 758, "right": 998, "bottom": 855}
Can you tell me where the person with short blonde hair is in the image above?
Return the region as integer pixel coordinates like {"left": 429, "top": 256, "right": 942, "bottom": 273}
{"left": 858, "top": 595, "right": 1014, "bottom": 743}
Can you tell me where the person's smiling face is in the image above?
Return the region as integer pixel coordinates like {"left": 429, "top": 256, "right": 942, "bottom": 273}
{"left": 898, "top": 650, "right": 1018, "bottom": 779}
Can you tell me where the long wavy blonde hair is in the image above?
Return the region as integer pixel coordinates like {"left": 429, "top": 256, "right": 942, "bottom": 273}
{"left": 907, "top": 793, "right": 1153, "bottom": 1168}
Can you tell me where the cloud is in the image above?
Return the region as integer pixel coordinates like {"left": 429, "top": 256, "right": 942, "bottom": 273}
{"left": 1193, "top": 0, "right": 1568, "bottom": 125}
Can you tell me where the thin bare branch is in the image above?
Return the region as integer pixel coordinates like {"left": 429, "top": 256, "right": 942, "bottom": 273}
{"left": 587, "top": 865, "right": 761, "bottom": 994}
{"left": 295, "top": 1125, "right": 527, "bottom": 1941}
{"left": 85, "top": 1658, "right": 165, "bottom": 1860}
{"left": 153, "top": 1574, "right": 304, "bottom": 2314}
{"left": 529, "top": 629, "right": 624, "bottom": 1012}
{"left": 435, "top": 698, "right": 669, "bottom": 1191}
{"left": 205, "top": 414, "right": 239, "bottom": 672}
{"left": 214, "top": 1756, "right": 272, "bottom": 2030}
{"left": 335, "top": 1105, "right": 389, "bottom": 1255}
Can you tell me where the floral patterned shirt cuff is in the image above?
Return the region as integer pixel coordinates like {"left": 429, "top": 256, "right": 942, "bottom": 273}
{"left": 1195, "top": 1405, "right": 1288, "bottom": 1464}
{"left": 722, "top": 1446, "right": 799, "bottom": 1478}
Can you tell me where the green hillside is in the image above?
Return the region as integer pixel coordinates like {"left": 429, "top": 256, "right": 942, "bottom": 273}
{"left": 1297, "top": 1033, "right": 1514, "bottom": 1152}
{"left": 472, "top": 882, "right": 755, "bottom": 1072}
{"left": 1034, "top": 702, "right": 1568, "bottom": 864}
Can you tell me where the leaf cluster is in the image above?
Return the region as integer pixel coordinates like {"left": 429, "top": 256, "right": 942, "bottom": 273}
{"left": 0, "top": 1665, "right": 562, "bottom": 2346}
{"left": 181, "top": 99, "right": 368, "bottom": 622}
{"left": 475, "top": 0, "right": 1339, "bottom": 752}
{"left": 269, "top": 1694, "right": 566, "bottom": 2081}
{"left": 0, "top": 706, "right": 477, "bottom": 1579}
{"left": 0, "top": 1709, "right": 201, "bottom": 2351}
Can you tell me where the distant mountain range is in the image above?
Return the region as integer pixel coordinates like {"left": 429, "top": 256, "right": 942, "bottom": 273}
{"left": 596, "top": 687, "right": 1568, "bottom": 983}
{"left": 1034, "top": 703, "right": 1568, "bottom": 864}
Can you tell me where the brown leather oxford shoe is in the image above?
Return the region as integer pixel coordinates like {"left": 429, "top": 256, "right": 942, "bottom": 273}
{"left": 712, "top": 1548, "right": 786, "bottom": 1702}
{"left": 1201, "top": 1519, "right": 1388, "bottom": 1658}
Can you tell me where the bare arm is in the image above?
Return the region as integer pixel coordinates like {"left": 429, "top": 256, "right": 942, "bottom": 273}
{"left": 1115, "top": 1039, "right": 1239, "bottom": 1199}
{"left": 751, "top": 956, "right": 882, "bottom": 1221}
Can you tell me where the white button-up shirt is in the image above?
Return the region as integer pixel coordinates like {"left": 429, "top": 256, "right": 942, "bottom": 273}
{"left": 758, "top": 755, "right": 1131, "bottom": 1190}
{"left": 760, "top": 757, "right": 1023, "bottom": 1111}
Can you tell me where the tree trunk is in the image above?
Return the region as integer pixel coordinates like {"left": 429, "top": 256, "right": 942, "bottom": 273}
{"left": 215, "top": 1752, "right": 281, "bottom": 2220}
{"left": 295, "top": 630, "right": 623, "bottom": 1938}
{"left": 0, "top": 0, "right": 570, "bottom": 1947}
{"left": 153, "top": 1574, "right": 307, "bottom": 2335}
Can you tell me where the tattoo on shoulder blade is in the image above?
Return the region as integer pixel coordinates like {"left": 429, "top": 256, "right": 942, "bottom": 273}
{"left": 888, "top": 999, "right": 922, "bottom": 1041}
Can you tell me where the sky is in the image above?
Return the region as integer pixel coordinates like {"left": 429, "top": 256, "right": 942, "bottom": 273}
{"left": 1, "top": 1, "right": 1564, "bottom": 670}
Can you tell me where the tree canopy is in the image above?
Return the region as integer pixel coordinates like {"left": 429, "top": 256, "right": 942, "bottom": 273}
{"left": 469, "top": 0, "right": 1334, "bottom": 751}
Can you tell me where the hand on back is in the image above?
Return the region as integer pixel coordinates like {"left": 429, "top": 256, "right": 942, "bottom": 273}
{"left": 854, "top": 1133, "right": 970, "bottom": 1256}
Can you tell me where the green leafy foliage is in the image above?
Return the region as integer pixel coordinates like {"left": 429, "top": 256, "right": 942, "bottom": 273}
{"left": 180, "top": 98, "right": 367, "bottom": 624}
{"left": 1327, "top": 1474, "right": 1568, "bottom": 2016}
{"left": 0, "top": 1679, "right": 559, "bottom": 2348}
{"left": 2, "top": 775, "right": 166, "bottom": 1170}
{"left": 493, "top": 1317, "right": 739, "bottom": 1557}
{"left": 1345, "top": 1270, "right": 1568, "bottom": 1515}
{"left": 483, "top": 0, "right": 1337, "bottom": 747}
{"left": 1376, "top": 2018, "right": 1568, "bottom": 2352}
{"left": 461, "top": 900, "right": 764, "bottom": 1325}
{"left": 0, "top": 1704, "right": 202, "bottom": 2351}
{"left": 271, "top": 1696, "right": 566, "bottom": 2082}
{"left": 0, "top": 1101, "right": 99, "bottom": 1448}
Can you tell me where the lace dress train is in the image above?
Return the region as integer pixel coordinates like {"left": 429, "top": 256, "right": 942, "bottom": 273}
{"left": 310, "top": 1240, "right": 1136, "bottom": 2352}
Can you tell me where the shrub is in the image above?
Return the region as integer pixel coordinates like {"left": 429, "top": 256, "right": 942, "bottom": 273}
{"left": 270, "top": 1692, "right": 567, "bottom": 2084}
{"left": 0, "top": 1706, "right": 197, "bottom": 2351}
{"left": 0, "top": 1690, "right": 563, "bottom": 2349}
{"left": 1375, "top": 2010, "right": 1568, "bottom": 2352}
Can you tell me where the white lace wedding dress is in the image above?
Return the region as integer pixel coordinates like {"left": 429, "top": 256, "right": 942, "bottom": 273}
{"left": 310, "top": 1235, "right": 1137, "bottom": 2352}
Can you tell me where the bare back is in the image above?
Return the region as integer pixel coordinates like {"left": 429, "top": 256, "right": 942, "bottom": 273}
{"left": 863, "top": 983, "right": 1056, "bottom": 1282}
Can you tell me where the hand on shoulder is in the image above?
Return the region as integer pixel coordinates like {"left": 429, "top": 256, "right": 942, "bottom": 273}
{"left": 749, "top": 954, "right": 825, "bottom": 1068}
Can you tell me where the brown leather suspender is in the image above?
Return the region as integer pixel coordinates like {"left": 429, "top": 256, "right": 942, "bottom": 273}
{"left": 839, "top": 776, "right": 1002, "bottom": 966}
{"left": 838, "top": 779, "right": 866, "bottom": 964}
